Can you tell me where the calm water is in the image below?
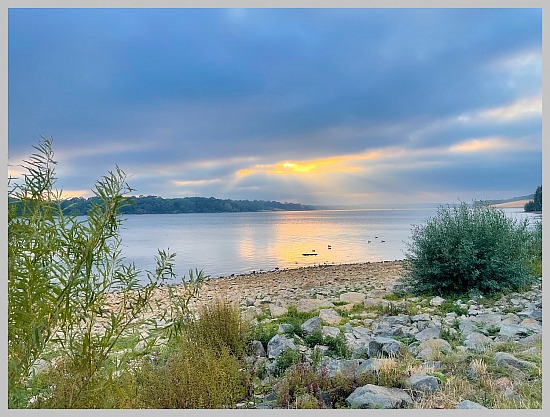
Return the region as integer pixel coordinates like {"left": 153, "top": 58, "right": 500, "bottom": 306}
{"left": 117, "top": 207, "right": 539, "bottom": 284}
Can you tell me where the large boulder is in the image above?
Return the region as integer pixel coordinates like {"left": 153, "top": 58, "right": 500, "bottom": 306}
{"left": 464, "top": 332, "right": 492, "bottom": 353}
{"left": 407, "top": 373, "right": 439, "bottom": 394}
{"left": 414, "top": 326, "right": 441, "bottom": 341}
{"left": 267, "top": 334, "right": 297, "bottom": 359}
{"left": 301, "top": 316, "right": 322, "bottom": 335}
{"left": 414, "top": 338, "right": 452, "bottom": 361}
{"left": 368, "top": 336, "right": 404, "bottom": 358}
{"left": 494, "top": 352, "right": 537, "bottom": 372}
{"left": 346, "top": 384, "right": 413, "bottom": 409}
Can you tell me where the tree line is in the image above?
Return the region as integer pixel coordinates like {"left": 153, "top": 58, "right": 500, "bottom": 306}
{"left": 50, "top": 195, "right": 316, "bottom": 215}
{"left": 524, "top": 185, "right": 542, "bottom": 212}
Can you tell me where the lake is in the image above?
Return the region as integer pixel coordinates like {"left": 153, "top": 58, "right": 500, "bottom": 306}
{"left": 118, "top": 206, "right": 540, "bottom": 284}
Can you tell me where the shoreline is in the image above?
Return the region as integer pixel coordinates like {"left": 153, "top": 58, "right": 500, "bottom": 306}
{"left": 126, "top": 260, "right": 408, "bottom": 319}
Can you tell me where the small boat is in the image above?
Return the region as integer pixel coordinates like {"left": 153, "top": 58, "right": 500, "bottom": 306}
{"left": 302, "top": 253, "right": 318, "bottom": 256}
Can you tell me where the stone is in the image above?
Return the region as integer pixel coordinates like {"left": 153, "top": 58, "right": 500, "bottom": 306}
{"left": 385, "top": 314, "right": 411, "bottom": 326}
{"left": 278, "top": 323, "right": 293, "bottom": 333}
{"left": 346, "top": 384, "right": 413, "bottom": 409}
{"left": 319, "top": 308, "right": 343, "bottom": 325}
{"left": 269, "top": 304, "right": 288, "bottom": 317}
{"left": 494, "top": 351, "right": 537, "bottom": 372}
{"left": 464, "top": 332, "right": 493, "bottom": 353}
{"left": 429, "top": 296, "right": 445, "bottom": 307}
{"left": 364, "top": 298, "right": 387, "bottom": 309}
{"left": 407, "top": 373, "right": 439, "bottom": 393}
{"left": 498, "top": 324, "right": 532, "bottom": 340}
{"left": 414, "top": 326, "right": 441, "bottom": 341}
{"left": 321, "top": 326, "right": 341, "bottom": 338}
{"left": 340, "top": 291, "right": 366, "bottom": 305}
{"left": 412, "top": 313, "right": 432, "bottom": 322}
{"left": 414, "top": 338, "right": 452, "bottom": 361}
{"left": 368, "top": 336, "right": 404, "bottom": 358}
{"left": 267, "top": 334, "right": 296, "bottom": 359}
{"left": 455, "top": 400, "right": 487, "bottom": 409}
{"left": 301, "top": 316, "right": 322, "bottom": 335}
{"left": 249, "top": 340, "right": 266, "bottom": 357}
{"left": 296, "top": 298, "right": 335, "bottom": 313}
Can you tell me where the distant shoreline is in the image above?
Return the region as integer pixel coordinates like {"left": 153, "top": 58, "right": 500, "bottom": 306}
{"left": 490, "top": 199, "right": 530, "bottom": 209}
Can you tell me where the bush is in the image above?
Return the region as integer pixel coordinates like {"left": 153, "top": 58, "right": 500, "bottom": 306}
{"left": 8, "top": 137, "right": 204, "bottom": 407}
{"left": 403, "top": 202, "right": 536, "bottom": 297}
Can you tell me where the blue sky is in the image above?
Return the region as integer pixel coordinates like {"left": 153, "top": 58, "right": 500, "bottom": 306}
{"left": 8, "top": 7, "right": 542, "bottom": 205}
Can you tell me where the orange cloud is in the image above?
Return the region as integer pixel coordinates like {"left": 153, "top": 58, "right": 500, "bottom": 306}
{"left": 449, "top": 137, "right": 510, "bottom": 152}
{"left": 236, "top": 151, "right": 381, "bottom": 178}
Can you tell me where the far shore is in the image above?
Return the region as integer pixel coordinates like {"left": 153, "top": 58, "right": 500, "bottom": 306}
{"left": 490, "top": 199, "right": 530, "bottom": 209}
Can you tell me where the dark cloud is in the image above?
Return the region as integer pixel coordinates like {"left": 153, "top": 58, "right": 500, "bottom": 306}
{"left": 8, "top": 8, "right": 541, "bottom": 204}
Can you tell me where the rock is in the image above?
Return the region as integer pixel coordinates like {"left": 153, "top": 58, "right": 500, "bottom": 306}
{"left": 494, "top": 351, "right": 537, "bottom": 372}
{"left": 249, "top": 340, "right": 266, "bottom": 357}
{"left": 346, "top": 384, "right": 413, "bottom": 409}
{"left": 301, "top": 316, "right": 322, "bottom": 335}
{"left": 340, "top": 292, "right": 366, "bottom": 305}
{"left": 364, "top": 298, "right": 388, "bottom": 309}
{"left": 344, "top": 332, "right": 370, "bottom": 357}
{"left": 429, "top": 296, "right": 445, "bottom": 307}
{"left": 414, "top": 326, "right": 441, "bottom": 341}
{"left": 385, "top": 314, "right": 411, "bottom": 326}
{"left": 368, "top": 336, "right": 404, "bottom": 358}
{"left": 352, "top": 326, "right": 372, "bottom": 340}
{"left": 455, "top": 400, "right": 487, "bottom": 409}
{"left": 414, "top": 338, "right": 452, "bottom": 361}
{"left": 369, "top": 289, "right": 390, "bottom": 298}
{"left": 464, "top": 332, "right": 492, "bottom": 353}
{"left": 267, "top": 334, "right": 297, "bottom": 359}
{"left": 407, "top": 373, "right": 439, "bottom": 393}
{"left": 319, "top": 308, "right": 343, "bottom": 325}
{"left": 269, "top": 304, "right": 288, "bottom": 317}
{"left": 498, "top": 324, "right": 532, "bottom": 340}
{"left": 411, "top": 313, "right": 432, "bottom": 322}
{"left": 296, "top": 298, "right": 335, "bottom": 313}
{"left": 322, "top": 326, "right": 341, "bottom": 338}
{"left": 519, "top": 318, "right": 542, "bottom": 333}
{"left": 501, "top": 313, "right": 521, "bottom": 325}
{"left": 278, "top": 323, "right": 293, "bottom": 333}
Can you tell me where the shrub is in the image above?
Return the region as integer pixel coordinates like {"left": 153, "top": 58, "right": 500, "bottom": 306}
{"left": 8, "top": 138, "right": 204, "bottom": 407}
{"left": 183, "top": 298, "right": 251, "bottom": 357}
{"left": 403, "top": 202, "right": 536, "bottom": 297}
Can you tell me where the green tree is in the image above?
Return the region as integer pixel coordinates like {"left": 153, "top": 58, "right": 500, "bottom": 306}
{"left": 524, "top": 185, "right": 542, "bottom": 212}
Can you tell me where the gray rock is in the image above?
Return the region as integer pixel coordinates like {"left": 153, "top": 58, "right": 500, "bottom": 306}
{"left": 455, "top": 400, "right": 487, "bottom": 409}
{"left": 322, "top": 326, "right": 341, "bottom": 338}
{"left": 411, "top": 313, "right": 431, "bottom": 322}
{"left": 364, "top": 298, "right": 388, "bottom": 309}
{"left": 346, "top": 384, "right": 413, "bottom": 409}
{"left": 498, "top": 323, "right": 532, "bottom": 340}
{"left": 501, "top": 313, "right": 521, "bottom": 325}
{"left": 386, "top": 314, "right": 412, "bottom": 326}
{"left": 414, "top": 326, "right": 441, "bottom": 341}
{"left": 368, "top": 336, "right": 404, "bottom": 358}
{"left": 301, "top": 316, "right": 322, "bottom": 335}
{"left": 464, "top": 332, "right": 492, "bottom": 353}
{"left": 249, "top": 340, "right": 267, "bottom": 357}
{"left": 407, "top": 373, "right": 439, "bottom": 393}
{"left": 414, "top": 338, "right": 452, "bottom": 361}
{"left": 267, "top": 334, "right": 297, "bottom": 359}
{"left": 494, "top": 351, "right": 537, "bottom": 372}
{"left": 430, "top": 296, "right": 445, "bottom": 307}
{"left": 278, "top": 323, "right": 293, "bottom": 333}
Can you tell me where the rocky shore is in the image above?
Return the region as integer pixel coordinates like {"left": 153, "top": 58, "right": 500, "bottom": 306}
{"left": 122, "top": 260, "right": 542, "bottom": 409}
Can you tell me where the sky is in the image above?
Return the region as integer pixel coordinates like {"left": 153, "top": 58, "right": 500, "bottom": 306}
{"left": 7, "top": 7, "right": 542, "bottom": 206}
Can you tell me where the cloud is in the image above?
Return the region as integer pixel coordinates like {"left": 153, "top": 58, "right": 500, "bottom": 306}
{"left": 7, "top": 8, "right": 542, "bottom": 205}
